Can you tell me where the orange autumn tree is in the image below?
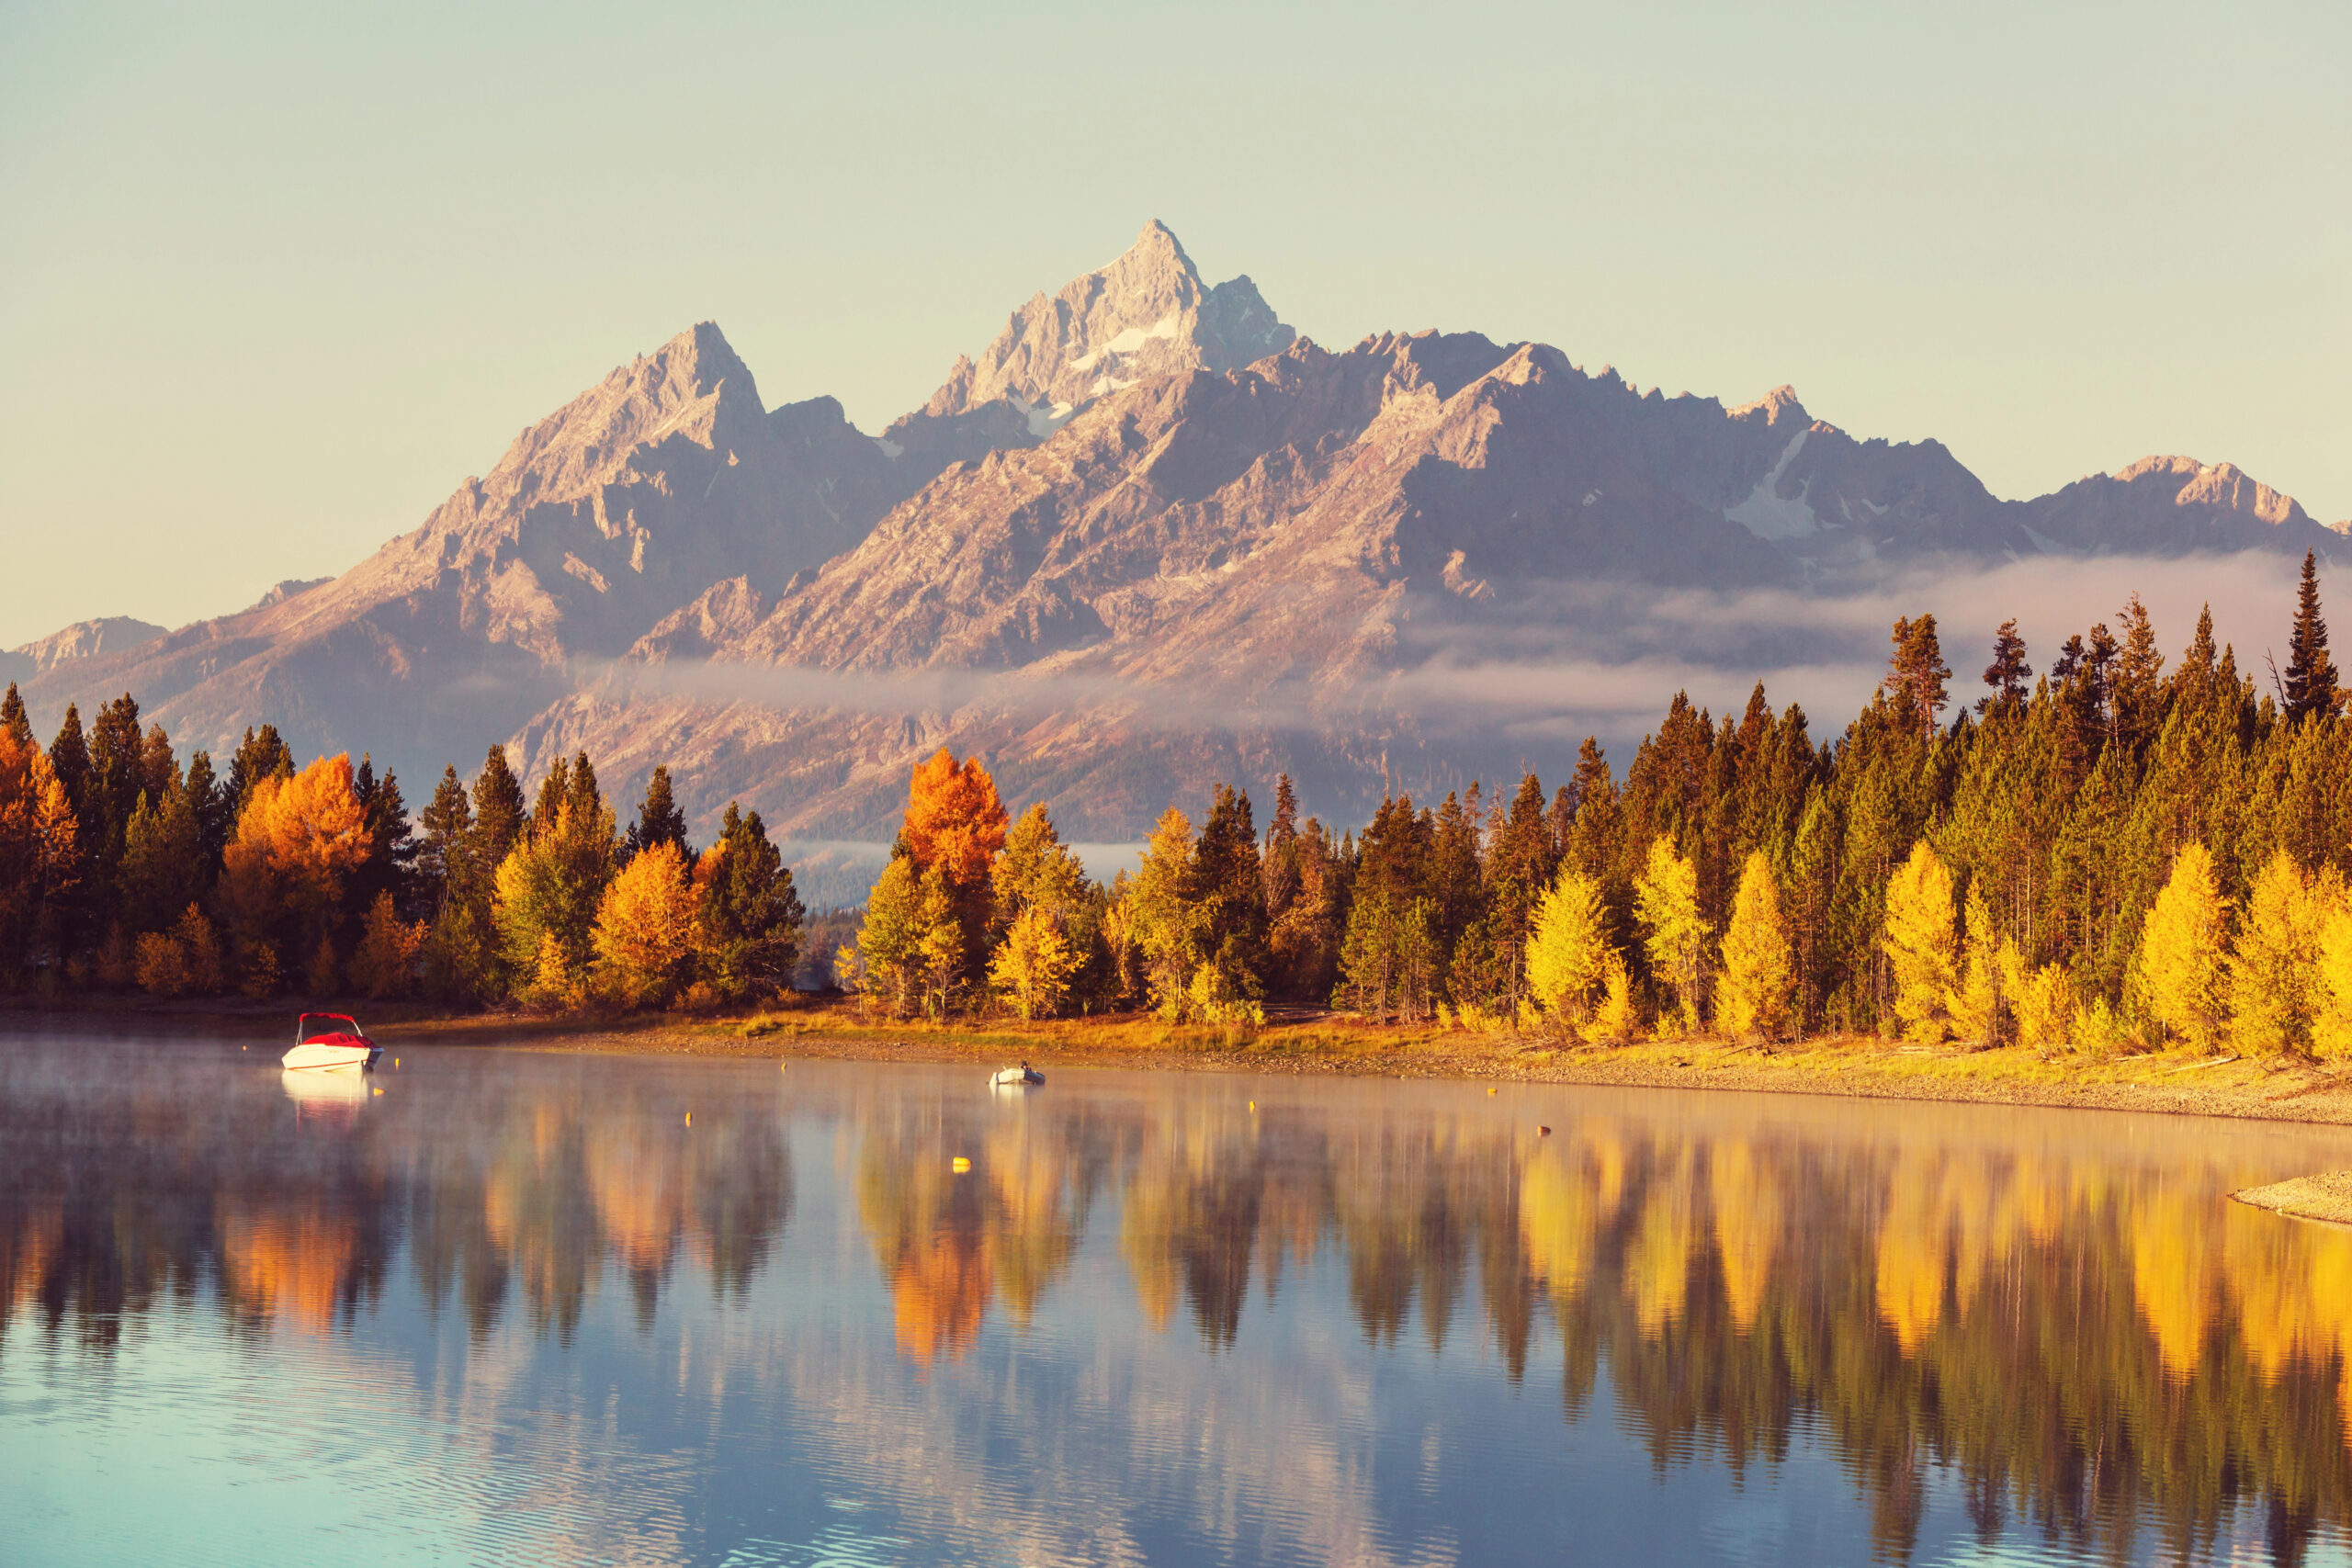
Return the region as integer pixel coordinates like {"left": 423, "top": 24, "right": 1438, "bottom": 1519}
{"left": 0, "top": 729, "right": 80, "bottom": 978}
{"left": 898, "top": 749, "right": 1009, "bottom": 985}
{"left": 220, "top": 754, "right": 370, "bottom": 990}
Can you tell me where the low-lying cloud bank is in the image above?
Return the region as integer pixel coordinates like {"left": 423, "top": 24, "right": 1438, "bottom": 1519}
{"left": 593, "top": 552, "right": 2319, "bottom": 759}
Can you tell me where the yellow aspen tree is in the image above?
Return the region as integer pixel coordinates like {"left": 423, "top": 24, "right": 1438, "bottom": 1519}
{"left": 1945, "top": 884, "right": 2008, "bottom": 1047}
{"left": 2138, "top": 841, "right": 2229, "bottom": 1052}
{"left": 1634, "top": 835, "right": 1709, "bottom": 1034}
{"left": 2312, "top": 892, "right": 2352, "bottom": 1059}
{"left": 1525, "top": 863, "right": 1610, "bottom": 1028}
{"left": 1716, "top": 852, "right": 1794, "bottom": 1044}
{"left": 855, "top": 857, "right": 926, "bottom": 1016}
{"left": 1883, "top": 840, "right": 1957, "bottom": 1044}
{"left": 1591, "top": 952, "right": 1640, "bottom": 1043}
{"left": 591, "top": 840, "right": 697, "bottom": 1008}
{"left": 990, "top": 905, "right": 1078, "bottom": 1021}
{"left": 914, "top": 863, "right": 965, "bottom": 1017}
{"left": 2229, "top": 850, "right": 2324, "bottom": 1055}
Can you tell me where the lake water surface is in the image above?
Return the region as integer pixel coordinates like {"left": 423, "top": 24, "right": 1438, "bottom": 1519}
{"left": 6, "top": 1030, "right": 2352, "bottom": 1567}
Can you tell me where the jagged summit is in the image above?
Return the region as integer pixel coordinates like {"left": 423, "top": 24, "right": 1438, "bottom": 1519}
{"left": 20, "top": 223, "right": 2348, "bottom": 846}
{"left": 1730, "top": 385, "right": 1810, "bottom": 425}
{"left": 916, "top": 220, "right": 1296, "bottom": 433}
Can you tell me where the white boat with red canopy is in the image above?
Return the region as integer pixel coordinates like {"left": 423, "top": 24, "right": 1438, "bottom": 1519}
{"left": 282, "top": 1012, "right": 380, "bottom": 1073}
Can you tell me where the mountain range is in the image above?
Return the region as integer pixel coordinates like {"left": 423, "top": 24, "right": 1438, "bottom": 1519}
{"left": 16, "top": 220, "right": 2346, "bottom": 865}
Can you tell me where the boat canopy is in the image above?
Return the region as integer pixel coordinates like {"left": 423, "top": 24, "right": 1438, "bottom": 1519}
{"left": 297, "top": 1012, "right": 365, "bottom": 1042}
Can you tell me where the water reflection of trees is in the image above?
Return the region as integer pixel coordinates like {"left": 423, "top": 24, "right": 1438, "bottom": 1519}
{"left": 0, "top": 1064, "right": 793, "bottom": 1352}
{"left": 849, "top": 1095, "right": 2352, "bottom": 1565}
{"left": 11, "top": 1055, "right": 2352, "bottom": 1564}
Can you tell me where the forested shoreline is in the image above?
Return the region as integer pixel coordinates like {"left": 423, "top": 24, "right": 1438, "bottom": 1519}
{"left": 5, "top": 551, "right": 2351, "bottom": 1059}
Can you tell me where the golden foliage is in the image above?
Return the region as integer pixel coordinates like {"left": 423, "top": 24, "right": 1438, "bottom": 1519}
{"left": 220, "top": 755, "right": 368, "bottom": 943}
{"left": 2314, "top": 896, "right": 2352, "bottom": 1059}
{"left": 2229, "top": 850, "right": 2325, "bottom": 1055}
{"left": 1525, "top": 863, "right": 1611, "bottom": 1027}
{"left": 989, "top": 905, "right": 1079, "bottom": 1021}
{"left": 1634, "top": 836, "right": 1709, "bottom": 1032}
{"left": 2140, "top": 842, "right": 2229, "bottom": 1051}
{"left": 1716, "top": 852, "right": 1794, "bottom": 1044}
{"left": 901, "top": 748, "right": 1009, "bottom": 890}
{"left": 592, "top": 841, "right": 697, "bottom": 1008}
{"left": 1883, "top": 840, "right": 1957, "bottom": 1044}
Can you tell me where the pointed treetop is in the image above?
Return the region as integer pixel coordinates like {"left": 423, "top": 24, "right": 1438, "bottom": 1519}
{"left": 2283, "top": 548, "right": 2341, "bottom": 727}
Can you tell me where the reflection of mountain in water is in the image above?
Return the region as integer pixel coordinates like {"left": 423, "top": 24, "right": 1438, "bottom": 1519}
{"left": 8, "top": 1052, "right": 2352, "bottom": 1563}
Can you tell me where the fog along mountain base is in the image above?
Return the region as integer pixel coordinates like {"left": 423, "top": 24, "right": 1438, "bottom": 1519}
{"left": 17, "top": 222, "right": 2346, "bottom": 877}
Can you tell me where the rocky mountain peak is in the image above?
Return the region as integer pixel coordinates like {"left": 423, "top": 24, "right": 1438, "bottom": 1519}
{"left": 919, "top": 220, "right": 1296, "bottom": 430}
{"left": 1, "top": 615, "right": 168, "bottom": 683}
{"left": 1729, "top": 385, "right": 1809, "bottom": 426}
{"left": 2112, "top": 455, "right": 2309, "bottom": 527}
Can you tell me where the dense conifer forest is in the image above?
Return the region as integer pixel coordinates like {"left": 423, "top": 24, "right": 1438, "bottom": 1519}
{"left": 6, "top": 550, "right": 2350, "bottom": 1056}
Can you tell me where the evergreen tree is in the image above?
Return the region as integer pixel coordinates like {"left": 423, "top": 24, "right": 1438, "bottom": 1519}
{"left": 470, "top": 745, "right": 527, "bottom": 868}
{"left": 1483, "top": 774, "right": 1555, "bottom": 1012}
{"left": 48, "top": 704, "right": 91, "bottom": 819}
{"left": 1883, "top": 615, "right": 1952, "bottom": 739}
{"left": 2110, "top": 595, "right": 2165, "bottom": 753}
{"left": 224, "top": 725, "right": 293, "bottom": 822}
{"left": 693, "top": 802, "right": 805, "bottom": 1000}
{"left": 351, "top": 756, "right": 416, "bottom": 921}
{"left": 1979, "top": 619, "right": 2031, "bottom": 714}
{"left": 625, "top": 765, "right": 692, "bottom": 863}
{"left": 417, "top": 766, "right": 472, "bottom": 909}
{"left": 184, "top": 750, "right": 229, "bottom": 886}
{"left": 0, "top": 682, "right": 28, "bottom": 746}
{"left": 1427, "top": 790, "right": 1484, "bottom": 968}
{"left": 1187, "top": 785, "right": 1268, "bottom": 1002}
{"left": 2281, "top": 548, "right": 2340, "bottom": 727}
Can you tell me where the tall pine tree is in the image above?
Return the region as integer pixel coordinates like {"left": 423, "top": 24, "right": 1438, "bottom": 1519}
{"left": 2282, "top": 548, "right": 2340, "bottom": 727}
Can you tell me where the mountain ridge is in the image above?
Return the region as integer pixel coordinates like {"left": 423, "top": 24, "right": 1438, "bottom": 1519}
{"left": 14, "top": 221, "right": 2343, "bottom": 846}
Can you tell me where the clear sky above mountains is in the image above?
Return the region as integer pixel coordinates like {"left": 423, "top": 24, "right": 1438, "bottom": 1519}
{"left": 1, "top": 0, "right": 2345, "bottom": 648}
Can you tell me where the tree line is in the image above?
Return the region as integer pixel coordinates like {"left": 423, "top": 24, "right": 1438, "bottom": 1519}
{"left": 850, "top": 551, "right": 2352, "bottom": 1054}
{"left": 0, "top": 690, "right": 803, "bottom": 1009}
{"left": 6, "top": 549, "right": 2346, "bottom": 1046}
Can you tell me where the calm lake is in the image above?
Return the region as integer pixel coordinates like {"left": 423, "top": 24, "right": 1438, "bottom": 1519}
{"left": 6, "top": 1031, "right": 2352, "bottom": 1567}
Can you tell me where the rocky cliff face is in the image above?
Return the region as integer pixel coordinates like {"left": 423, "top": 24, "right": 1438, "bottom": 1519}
{"left": 1, "top": 616, "right": 168, "bottom": 684}
{"left": 19, "top": 324, "right": 920, "bottom": 775}
{"left": 17, "top": 222, "right": 2345, "bottom": 840}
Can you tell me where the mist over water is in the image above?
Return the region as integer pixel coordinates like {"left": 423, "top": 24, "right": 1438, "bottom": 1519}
{"left": 5, "top": 1031, "right": 2351, "bottom": 1566}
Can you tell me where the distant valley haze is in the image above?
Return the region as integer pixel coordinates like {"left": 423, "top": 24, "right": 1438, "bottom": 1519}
{"left": 3, "top": 1, "right": 2345, "bottom": 893}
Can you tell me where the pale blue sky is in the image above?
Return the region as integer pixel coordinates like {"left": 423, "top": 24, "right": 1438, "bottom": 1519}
{"left": 2, "top": 0, "right": 2345, "bottom": 647}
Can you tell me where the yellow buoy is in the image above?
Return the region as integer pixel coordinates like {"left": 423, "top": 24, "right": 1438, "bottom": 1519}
{"left": 1248, "top": 1100, "right": 1255, "bottom": 1111}
{"left": 1487, "top": 1086, "right": 1497, "bottom": 1095}
{"left": 373, "top": 1088, "right": 384, "bottom": 1096}
{"left": 684, "top": 1111, "right": 693, "bottom": 1126}
{"left": 952, "top": 1156, "right": 971, "bottom": 1173}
